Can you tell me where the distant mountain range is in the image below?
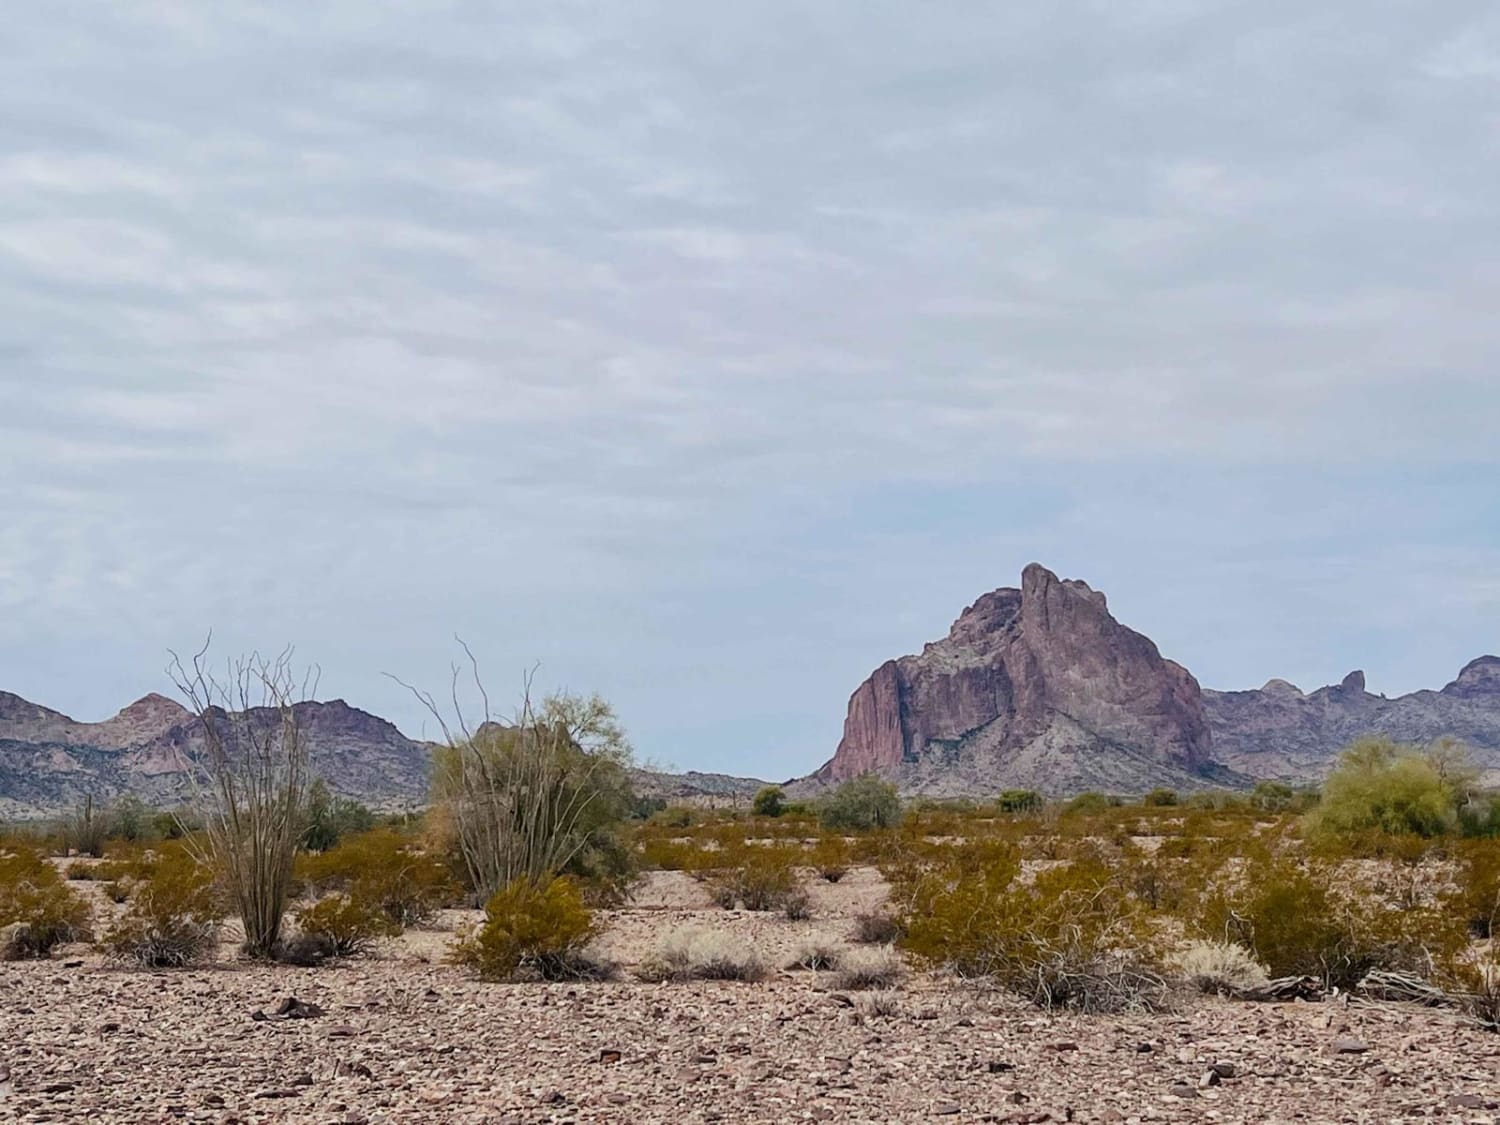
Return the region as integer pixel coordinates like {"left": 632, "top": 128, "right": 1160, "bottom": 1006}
{"left": 3, "top": 568, "right": 1497, "bottom": 814}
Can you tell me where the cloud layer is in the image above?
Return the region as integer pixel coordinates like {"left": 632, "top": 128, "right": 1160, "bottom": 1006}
{"left": 4, "top": 3, "right": 1499, "bottom": 775}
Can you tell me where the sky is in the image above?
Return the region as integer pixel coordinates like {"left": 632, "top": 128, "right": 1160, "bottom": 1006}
{"left": 3, "top": 2, "right": 1499, "bottom": 778}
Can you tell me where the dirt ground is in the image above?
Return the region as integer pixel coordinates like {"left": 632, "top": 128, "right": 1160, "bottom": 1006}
{"left": 3, "top": 869, "right": 1499, "bottom": 1124}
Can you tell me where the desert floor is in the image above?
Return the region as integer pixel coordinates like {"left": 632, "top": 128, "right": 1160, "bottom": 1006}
{"left": 3, "top": 869, "right": 1499, "bottom": 1124}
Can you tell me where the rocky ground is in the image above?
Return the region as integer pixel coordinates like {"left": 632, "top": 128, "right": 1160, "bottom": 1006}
{"left": 4, "top": 870, "right": 1499, "bottom": 1124}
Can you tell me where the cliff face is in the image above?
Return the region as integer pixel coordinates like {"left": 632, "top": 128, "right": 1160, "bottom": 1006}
{"left": 815, "top": 564, "right": 1218, "bottom": 795}
{"left": 1203, "top": 656, "right": 1500, "bottom": 780}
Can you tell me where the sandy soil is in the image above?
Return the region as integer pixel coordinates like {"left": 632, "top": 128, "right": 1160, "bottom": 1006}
{"left": 3, "top": 870, "right": 1499, "bottom": 1124}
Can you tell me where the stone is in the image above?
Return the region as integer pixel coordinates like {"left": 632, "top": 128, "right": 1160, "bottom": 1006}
{"left": 814, "top": 564, "right": 1214, "bottom": 793}
{"left": 1331, "top": 1036, "right": 1370, "bottom": 1055}
{"left": 1168, "top": 1083, "right": 1199, "bottom": 1099}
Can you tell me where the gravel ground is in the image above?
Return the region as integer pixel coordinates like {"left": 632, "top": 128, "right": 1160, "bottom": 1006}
{"left": 3, "top": 871, "right": 1499, "bottom": 1124}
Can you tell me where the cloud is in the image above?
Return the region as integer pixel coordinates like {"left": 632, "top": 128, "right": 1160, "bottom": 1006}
{"left": 3, "top": 2, "right": 1499, "bottom": 775}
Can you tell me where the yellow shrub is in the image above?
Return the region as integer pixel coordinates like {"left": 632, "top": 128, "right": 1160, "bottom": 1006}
{"left": 452, "top": 876, "right": 602, "bottom": 981}
{"left": 104, "top": 850, "right": 222, "bottom": 968}
{"left": 298, "top": 828, "right": 459, "bottom": 927}
{"left": 296, "top": 893, "right": 398, "bottom": 956}
{"left": 0, "top": 844, "right": 92, "bottom": 959}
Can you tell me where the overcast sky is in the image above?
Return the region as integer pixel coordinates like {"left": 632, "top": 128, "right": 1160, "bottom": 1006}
{"left": 3, "top": 3, "right": 1498, "bottom": 777}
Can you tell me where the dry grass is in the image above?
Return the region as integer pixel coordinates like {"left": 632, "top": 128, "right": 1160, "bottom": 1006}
{"left": 1172, "top": 940, "right": 1270, "bottom": 996}
{"left": 832, "top": 945, "right": 906, "bottom": 991}
{"left": 636, "top": 927, "right": 766, "bottom": 982}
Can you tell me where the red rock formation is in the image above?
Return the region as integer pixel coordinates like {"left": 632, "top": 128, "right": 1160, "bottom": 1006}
{"left": 815, "top": 564, "right": 1214, "bottom": 790}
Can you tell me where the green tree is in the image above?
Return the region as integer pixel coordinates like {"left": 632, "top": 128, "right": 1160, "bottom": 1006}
{"left": 752, "top": 786, "right": 786, "bottom": 817}
{"left": 819, "top": 775, "right": 902, "bottom": 832}
{"left": 1309, "top": 737, "right": 1462, "bottom": 840}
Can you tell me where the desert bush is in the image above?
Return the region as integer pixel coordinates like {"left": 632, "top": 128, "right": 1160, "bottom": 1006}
{"left": 452, "top": 876, "right": 601, "bottom": 981}
{"left": 810, "top": 837, "right": 852, "bottom": 883}
{"left": 295, "top": 893, "right": 398, "bottom": 957}
{"left": 102, "top": 880, "right": 134, "bottom": 904}
{"left": 1063, "top": 792, "right": 1121, "bottom": 815}
{"left": 856, "top": 991, "right": 903, "bottom": 1018}
{"left": 819, "top": 776, "right": 902, "bottom": 833}
{"left": 708, "top": 849, "right": 797, "bottom": 911}
{"left": 637, "top": 927, "right": 766, "bottom": 982}
{"left": 995, "top": 789, "right": 1042, "bottom": 815}
{"left": 786, "top": 937, "right": 845, "bottom": 971}
{"left": 1450, "top": 840, "right": 1500, "bottom": 938}
{"left": 638, "top": 836, "right": 707, "bottom": 873}
{"left": 832, "top": 945, "right": 906, "bottom": 991}
{"left": 1308, "top": 738, "right": 1461, "bottom": 840}
{"left": 1193, "top": 852, "right": 1465, "bottom": 988}
{"left": 0, "top": 845, "right": 92, "bottom": 959}
{"left": 170, "top": 646, "right": 315, "bottom": 959}
{"left": 104, "top": 852, "right": 222, "bottom": 968}
{"left": 302, "top": 779, "right": 376, "bottom": 853}
{"left": 1460, "top": 795, "right": 1500, "bottom": 839}
{"left": 427, "top": 686, "right": 637, "bottom": 901}
{"left": 1172, "top": 940, "right": 1269, "bottom": 995}
{"left": 902, "top": 854, "right": 1165, "bottom": 1012}
{"left": 1250, "top": 780, "right": 1297, "bottom": 813}
{"left": 852, "top": 909, "right": 904, "bottom": 945}
{"left": 752, "top": 786, "right": 786, "bottom": 818}
{"left": 298, "top": 828, "right": 458, "bottom": 928}
{"left": 1142, "top": 788, "right": 1179, "bottom": 808}
{"left": 782, "top": 888, "right": 812, "bottom": 921}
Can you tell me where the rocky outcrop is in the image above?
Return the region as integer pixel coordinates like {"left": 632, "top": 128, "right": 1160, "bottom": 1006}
{"left": 1203, "top": 655, "right": 1500, "bottom": 781}
{"left": 814, "top": 564, "right": 1222, "bottom": 795}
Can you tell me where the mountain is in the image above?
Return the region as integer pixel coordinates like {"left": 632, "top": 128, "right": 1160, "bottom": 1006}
{"left": 0, "top": 693, "right": 432, "bottom": 819}
{"left": 813, "top": 564, "right": 1237, "bottom": 796}
{"left": 1202, "top": 657, "right": 1500, "bottom": 781}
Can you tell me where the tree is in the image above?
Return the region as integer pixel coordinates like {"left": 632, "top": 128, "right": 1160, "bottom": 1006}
{"left": 302, "top": 779, "right": 375, "bottom": 852}
{"left": 819, "top": 775, "right": 902, "bottom": 832}
{"left": 1309, "top": 737, "right": 1462, "bottom": 840}
{"left": 752, "top": 786, "right": 786, "bottom": 818}
{"left": 402, "top": 651, "right": 636, "bottom": 902}
{"left": 169, "top": 641, "right": 315, "bottom": 959}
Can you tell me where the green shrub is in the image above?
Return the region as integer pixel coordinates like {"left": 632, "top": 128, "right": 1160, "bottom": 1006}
{"left": 1460, "top": 795, "right": 1500, "bottom": 839}
{"left": 452, "top": 876, "right": 602, "bottom": 981}
{"left": 0, "top": 845, "right": 92, "bottom": 959}
{"left": 819, "top": 776, "right": 902, "bottom": 833}
{"left": 752, "top": 786, "right": 786, "bottom": 818}
{"left": 104, "top": 852, "right": 221, "bottom": 968}
{"left": 298, "top": 828, "right": 459, "bottom": 927}
{"left": 1250, "top": 780, "right": 1297, "bottom": 813}
{"left": 901, "top": 852, "right": 1163, "bottom": 1011}
{"left": 1308, "top": 738, "right": 1460, "bottom": 840}
{"left": 810, "top": 837, "right": 852, "bottom": 883}
{"left": 997, "top": 789, "right": 1043, "bottom": 815}
{"left": 709, "top": 849, "right": 797, "bottom": 911}
{"left": 1451, "top": 840, "right": 1500, "bottom": 938}
{"left": 1063, "top": 792, "right": 1121, "bottom": 815}
{"left": 1142, "top": 788, "right": 1179, "bottom": 808}
{"left": 1192, "top": 851, "right": 1465, "bottom": 988}
{"left": 295, "top": 893, "right": 398, "bottom": 957}
{"left": 302, "top": 779, "right": 377, "bottom": 853}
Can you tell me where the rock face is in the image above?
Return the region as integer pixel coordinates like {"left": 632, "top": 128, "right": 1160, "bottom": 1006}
{"left": 0, "top": 693, "right": 432, "bottom": 818}
{"left": 814, "top": 564, "right": 1222, "bottom": 796}
{"left": 1203, "top": 655, "right": 1500, "bottom": 781}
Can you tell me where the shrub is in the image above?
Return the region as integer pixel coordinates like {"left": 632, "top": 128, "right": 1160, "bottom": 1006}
{"left": 1172, "top": 940, "right": 1269, "bottom": 995}
{"left": 1308, "top": 738, "right": 1459, "bottom": 840}
{"left": 852, "top": 910, "right": 903, "bottom": 945}
{"left": 832, "top": 945, "right": 906, "bottom": 991}
{"left": 452, "top": 876, "right": 601, "bottom": 981}
{"left": 809, "top": 837, "right": 852, "bottom": 883}
{"left": 104, "top": 852, "right": 222, "bottom": 968}
{"left": 1063, "top": 792, "right": 1121, "bottom": 815}
{"left": 1250, "top": 780, "right": 1297, "bottom": 813}
{"left": 781, "top": 888, "right": 812, "bottom": 921}
{"left": 295, "top": 893, "right": 398, "bottom": 957}
{"left": 1192, "top": 852, "right": 1465, "bottom": 988}
{"left": 856, "top": 991, "right": 902, "bottom": 1018}
{"left": 1142, "top": 788, "right": 1179, "bottom": 808}
{"left": 1460, "top": 795, "right": 1500, "bottom": 839}
{"left": 298, "top": 828, "right": 459, "bottom": 927}
{"left": 708, "top": 850, "right": 797, "bottom": 911}
{"left": 1450, "top": 840, "right": 1500, "bottom": 938}
{"left": 637, "top": 928, "right": 766, "bottom": 982}
{"left": 902, "top": 854, "right": 1165, "bottom": 1012}
{"left": 752, "top": 786, "right": 786, "bottom": 818}
{"left": 997, "top": 790, "right": 1043, "bottom": 815}
{"left": 786, "top": 938, "right": 845, "bottom": 971}
{"left": 0, "top": 845, "right": 92, "bottom": 959}
{"left": 819, "top": 776, "right": 902, "bottom": 833}
{"left": 429, "top": 688, "right": 637, "bottom": 901}
{"left": 302, "top": 779, "right": 376, "bottom": 853}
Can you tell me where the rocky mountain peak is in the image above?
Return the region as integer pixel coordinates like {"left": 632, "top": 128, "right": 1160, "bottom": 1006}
{"left": 1337, "top": 670, "right": 1367, "bottom": 694}
{"left": 1445, "top": 656, "right": 1500, "bottom": 699}
{"left": 816, "top": 564, "right": 1214, "bottom": 794}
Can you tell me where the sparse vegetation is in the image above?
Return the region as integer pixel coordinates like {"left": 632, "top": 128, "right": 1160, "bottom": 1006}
{"left": 452, "top": 876, "right": 603, "bottom": 981}
{"left": 0, "top": 844, "right": 92, "bottom": 960}
{"left": 637, "top": 927, "right": 766, "bottom": 982}
{"left": 831, "top": 945, "right": 906, "bottom": 991}
{"left": 752, "top": 785, "right": 786, "bottom": 817}
{"left": 104, "top": 850, "right": 222, "bottom": 968}
{"left": 295, "top": 893, "right": 398, "bottom": 957}
{"left": 819, "top": 775, "right": 902, "bottom": 832}
{"left": 1172, "top": 940, "right": 1270, "bottom": 996}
